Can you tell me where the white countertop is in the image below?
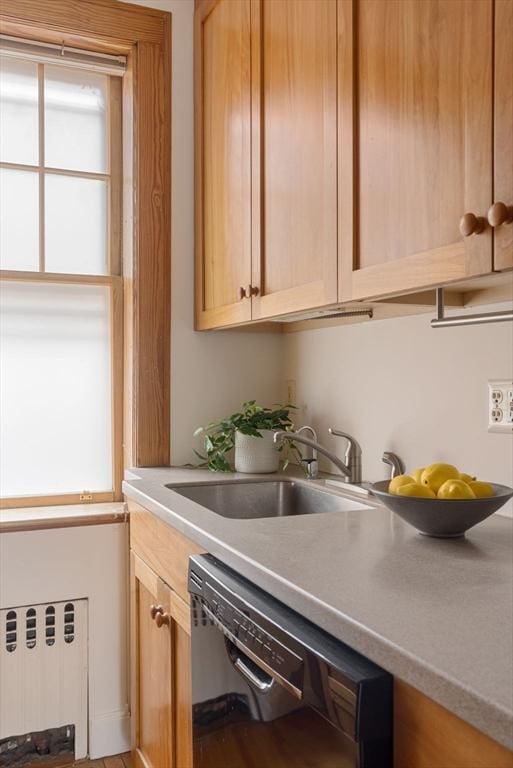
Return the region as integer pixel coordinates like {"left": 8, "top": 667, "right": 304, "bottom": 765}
{"left": 123, "top": 466, "right": 513, "bottom": 750}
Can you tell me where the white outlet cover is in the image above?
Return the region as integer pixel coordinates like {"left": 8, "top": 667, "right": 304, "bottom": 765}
{"left": 488, "top": 380, "right": 513, "bottom": 433}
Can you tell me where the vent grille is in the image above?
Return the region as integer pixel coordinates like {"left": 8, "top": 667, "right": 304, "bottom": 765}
{"left": 45, "top": 606, "right": 55, "bottom": 647}
{"left": 3, "top": 604, "right": 78, "bottom": 651}
{"left": 5, "top": 611, "right": 16, "bottom": 653}
{"left": 64, "top": 604, "right": 74, "bottom": 644}
{"left": 26, "top": 608, "right": 36, "bottom": 650}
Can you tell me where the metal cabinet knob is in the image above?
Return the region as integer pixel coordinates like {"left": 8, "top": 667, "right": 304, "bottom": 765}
{"left": 487, "top": 202, "right": 513, "bottom": 228}
{"left": 459, "top": 212, "right": 486, "bottom": 237}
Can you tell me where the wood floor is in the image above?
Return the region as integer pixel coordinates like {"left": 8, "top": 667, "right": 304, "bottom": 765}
{"left": 65, "top": 752, "right": 132, "bottom": 768}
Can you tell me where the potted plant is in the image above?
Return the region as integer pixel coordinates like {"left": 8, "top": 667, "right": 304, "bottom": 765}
{"left": 194, "top": 400, "right": 300, "bottom": 473}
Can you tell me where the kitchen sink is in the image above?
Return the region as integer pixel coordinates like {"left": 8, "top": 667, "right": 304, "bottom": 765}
{"left": 167, "top": 480, "right": 369, "bottom": 519}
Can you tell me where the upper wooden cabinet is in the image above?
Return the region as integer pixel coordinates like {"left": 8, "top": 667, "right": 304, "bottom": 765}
{"left": 492, "top": 0, "right": 513, "bottom": 271}
{"left": 250, "top": 0, "right": 338, "bottom": 319}
{"left": 195, "top": 0, "right": 511, "bottom": 330}
{"left": 339, "top": 0, "right": 495, "bottom": 301}
{"left": 195, "top": 0, "right": 253, "bottom": 330}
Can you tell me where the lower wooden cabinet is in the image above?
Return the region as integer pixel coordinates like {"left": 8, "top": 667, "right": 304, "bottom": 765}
{"left": 127, "top": 498, "right": 513, "bottom": 768}
{"left": 130, "top": 551, "right": 194, "bottom": 768}
{"left": 394, "top": 679, "right": 513, "bottom": 768}
{"left": 129, "top": 499, "right": 205, "bottom": 768}
{"left": 131, "top": 552, "right": 174, "bottom": 768}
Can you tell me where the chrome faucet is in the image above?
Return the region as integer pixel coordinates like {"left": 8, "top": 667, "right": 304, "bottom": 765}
{"left": 295, "top": 425, "right": 319, "bottom": 479}
{"left": 274, "top": 428, "right": 362, "bottom": 484}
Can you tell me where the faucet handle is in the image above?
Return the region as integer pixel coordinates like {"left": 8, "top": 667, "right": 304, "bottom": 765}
{"left": 328, "top": 428, "right": 362, "bottom": 457}
{"left": 301, "top": 458, "right": 319, "bottom": 479}
{"left": 382, "top": 451, "right": 405, "bottom": 479}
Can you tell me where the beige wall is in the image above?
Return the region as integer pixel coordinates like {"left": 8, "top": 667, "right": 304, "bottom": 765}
{"left": 124, "top": 1, "right": 512, "bottom": 519}
{"left": 123, "top": 0, "right": 284, "bottom": 466}
{"left": 284, "top": 303, "right": 513, "bottom": 514}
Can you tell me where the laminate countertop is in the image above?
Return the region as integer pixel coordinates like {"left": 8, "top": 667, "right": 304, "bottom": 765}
{"left": 123, "top": 466, "right": 513, "bottom": 750}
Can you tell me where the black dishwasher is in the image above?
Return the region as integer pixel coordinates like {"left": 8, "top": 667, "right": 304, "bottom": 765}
{"left": 188, "top": 555, "right": 392, "bottom": 768}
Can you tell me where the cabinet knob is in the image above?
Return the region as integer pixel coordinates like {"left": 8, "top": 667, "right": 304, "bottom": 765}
{"left": 150, "top": 604, "right": 170, "bottom": 628}
{"left": 154, "top": 611, "right": 170, "bottom": 628}
{"left": 487, "top": 202, "right": 513, "bottom": 228}
{"left": 239, "top": 285, "right": 259, "bottom": 300}
{"left": 459, "top": 212, "right": 486, "bottom": 237}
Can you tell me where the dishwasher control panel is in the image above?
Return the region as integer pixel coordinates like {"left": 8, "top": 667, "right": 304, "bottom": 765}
{"left": 208, "top": 586, "right": 301, "bottom": 673}
{"left": 190, "top": 564, "right": 303, "bottom": 687}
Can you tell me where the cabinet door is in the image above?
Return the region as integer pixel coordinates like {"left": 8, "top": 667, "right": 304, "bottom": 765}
{"left": 174, "top": 621, "right": 193, "bottom": 768}
{"left": 339, "top": 0, "right": 494, "bottom": 301}
{"left": 195, "top": 0, "right": 253, "bottom": 330}
{"left": 250, "top": 0, "right": 338, "bottom": 319}
{"left": 493, "top": 0, "right": 513, "bottom": 270}
{"left": 131, "top": 552, "right": 174, "bottom": 768}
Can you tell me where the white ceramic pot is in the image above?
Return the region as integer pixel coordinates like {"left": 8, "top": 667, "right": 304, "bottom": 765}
{"left": 234, "top": 429, "right": 280, "bottom": 474}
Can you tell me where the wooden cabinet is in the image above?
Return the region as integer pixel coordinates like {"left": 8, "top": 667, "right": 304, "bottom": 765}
{"left": 195, "top": 0, "right": 253, "bottom": 330}
{"left": 492, "top": 0, "right": 513, "bottom": 271}
{"left": 129, "top": 501, "right": 204, "bottom": 768}
{"left": 250, "top": 0, "right": 338, "bottom": 319}
{"left": 339, "top": 0, "right": 495, "bottom": 301}
{"left": 394, "top": 679, "right": 513, "bottom": 768}
{"left": 195, "top": 0, "right": 510, "bottom": 329}
{"left": 195, "top": 0, "right": 338, "bottom": 329}
{"left": 131, "top": 552, "right": 174, "bottom": 768}
{"left": 127, "top": 498, "right": 513, "bottom": 768}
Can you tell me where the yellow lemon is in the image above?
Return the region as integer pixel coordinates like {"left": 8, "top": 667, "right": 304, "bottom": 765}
{"left": 411, "top": 467, "right": 425, "bottom": 484}
{"left": 389, "top": 474, "right": 415, "bottom": 494}
{"left": 437, "top": 479, "right": 476, "bottom": 500}
{"left": 396, "top": 483, "right": 436, "bottom": 499}
{"left": 469, "top": 481, "right": 494, "bottom": 499}
{"left": 421, "top": 463, "right": 460, "bottom": 493}
{"left": 460, "top": 472, "right": 476, "bottom": 484}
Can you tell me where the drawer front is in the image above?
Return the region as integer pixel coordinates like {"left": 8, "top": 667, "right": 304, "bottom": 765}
{"left": 128, "top": 499, "right": 205, "bottom": 603}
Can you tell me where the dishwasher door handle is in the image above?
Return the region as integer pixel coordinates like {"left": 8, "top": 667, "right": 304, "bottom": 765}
{"left": 232, "top": 652, "right": 275, "bottom": 693}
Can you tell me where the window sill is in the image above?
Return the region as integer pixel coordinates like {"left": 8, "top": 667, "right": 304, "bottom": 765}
{"left": 0, "top": 501, "right": 127, "bottom": 533}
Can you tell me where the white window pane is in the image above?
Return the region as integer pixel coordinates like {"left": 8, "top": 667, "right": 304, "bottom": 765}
{"left": 0, "top": 281, "right": 112, "bottom": 497}
{"left": 0, "top": 168, "right": 39, "bottom": 271}
{"left": 44, "top": 65, "right": 107, "bottom": 173}
{"left": 0, "top": 57, "right": 39, "bottom": 165}
{"left": 45, "top": 174, "right": 107, "bottom": 274}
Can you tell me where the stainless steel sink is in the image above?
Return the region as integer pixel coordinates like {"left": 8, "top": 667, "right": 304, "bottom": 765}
{"left": 167, "top": 480, "right": 369, "bottom": 519}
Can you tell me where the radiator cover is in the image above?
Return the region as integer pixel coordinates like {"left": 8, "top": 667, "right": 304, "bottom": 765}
{"left": 0, "top": 600, "right": 88, "bottom": 760}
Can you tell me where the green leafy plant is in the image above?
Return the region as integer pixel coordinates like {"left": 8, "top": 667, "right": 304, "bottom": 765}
{"left": 194, "top": 400, "right": 301, "bottom": 472}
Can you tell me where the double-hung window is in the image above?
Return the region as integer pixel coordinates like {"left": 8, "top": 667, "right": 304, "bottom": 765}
{"left": 0, "top": 41, "right": 123, "bottom": 507}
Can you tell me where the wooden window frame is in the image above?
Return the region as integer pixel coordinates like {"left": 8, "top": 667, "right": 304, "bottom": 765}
{"left": 0, "top": 0, "right": 171, "bottom": 508}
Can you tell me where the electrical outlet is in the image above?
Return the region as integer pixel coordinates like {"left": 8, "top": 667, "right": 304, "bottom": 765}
{"left": 285, "top": 379, "right": 297, "bottom": 407}
{"left": 488, "top": 380, "right": 513, "bottom": 433}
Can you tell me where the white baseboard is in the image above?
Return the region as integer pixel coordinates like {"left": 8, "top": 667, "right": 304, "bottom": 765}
{"left": 89, "top": 709, "right": 130, "bottom": 759}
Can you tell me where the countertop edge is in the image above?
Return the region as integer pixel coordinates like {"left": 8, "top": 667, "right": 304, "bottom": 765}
{"left": 123, "top": 478, "right": 513, "bottom": 751}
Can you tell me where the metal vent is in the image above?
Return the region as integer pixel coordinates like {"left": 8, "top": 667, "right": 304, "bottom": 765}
{"left": 26, "top": 609, "right": 36, "bottom": 650}
{"left": 5, "top": 611, "right": 16, "bottom": 653}
{"left": 45, "top": 606, "right": 55, "bottom": 647}
{"left": 64, "top": 604, "right": 74, "bottom": 644}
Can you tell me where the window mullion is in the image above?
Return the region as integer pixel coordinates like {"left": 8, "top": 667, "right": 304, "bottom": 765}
{"left": 38, "top": 62, "right": 45, "bottom": 273}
